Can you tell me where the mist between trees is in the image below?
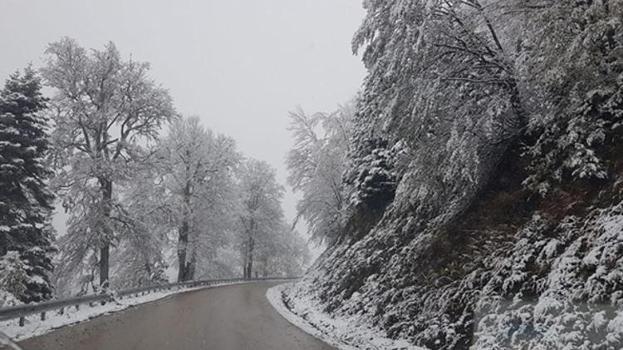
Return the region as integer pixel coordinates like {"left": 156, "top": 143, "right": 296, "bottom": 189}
{"left": 0, "top": 37, "right": 310, "bottom": 304}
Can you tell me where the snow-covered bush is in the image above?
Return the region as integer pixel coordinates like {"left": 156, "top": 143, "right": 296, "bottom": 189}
{"left": 524, "top": 80, "right": 623, "bottom": 195}
{"left": 520, "top": 2, "right": 623, "bottom": 195}
{"left": 473, "top": 204, "right": 623, "bottom": 350}
{"left": 0, "top": 251, "right": 28, "bottom": 304}
{"left": 344, "top": 137, "right": 400, "bottom": 213}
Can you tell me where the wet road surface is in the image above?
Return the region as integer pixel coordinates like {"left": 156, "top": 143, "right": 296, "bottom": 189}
{"left": 19, "top": 282, "right": 335, "bottom": 350}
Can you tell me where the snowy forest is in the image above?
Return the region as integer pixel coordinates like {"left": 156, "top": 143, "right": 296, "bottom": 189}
{"left": 281, "top": 1, "right": 623, "bottom": 349}
{"left": 2, "top": 0, "right": 623, "bottom": 349}
{"left": 0, "top": 37, "right": 309, "bottom": 305}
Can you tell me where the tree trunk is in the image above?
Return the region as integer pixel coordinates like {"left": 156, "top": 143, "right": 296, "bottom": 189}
{"left": 99, "top": 178, "right": 113, "bottom": 289}
{"left": 177, "top": 220, "right": 189, "bottom": 282}
{"left": 244, "top": 234, "right": 255, "bottom": 279}
{"left": 177, "top": 181, "right": 192, "bottom": 282}
{"left": 262, "top": 256, "right": 268, "bottom": 277}
{"left": 99, "top": 245, "right": 109, "bottom": 288}
{"left": 188, "top": 245, "right": 197, "bottom": 280}
{"left": 242, "top": 248, "right": 248, "bottom": 278}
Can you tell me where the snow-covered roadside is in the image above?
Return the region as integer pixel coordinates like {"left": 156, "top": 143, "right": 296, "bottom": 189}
{"left": 1, "top": 281, "right": 247, "bottom": 341}
{"left": 267, "top": 282, "right": 426, "bottom": 350}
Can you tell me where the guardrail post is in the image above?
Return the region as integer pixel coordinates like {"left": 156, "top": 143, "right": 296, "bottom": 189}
{"left": 59, "top": 307, "right": 64, "bottom": 315}
{"left": 19, "top": 316, "right": 25, "bottom": 327}
{"left": 40, "top": 311, "right": 46, "bottom": 321}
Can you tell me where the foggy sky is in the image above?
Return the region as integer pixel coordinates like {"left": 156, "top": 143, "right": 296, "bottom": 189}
{"left": 0, "top": 0, "right": 366, "bottom": 236}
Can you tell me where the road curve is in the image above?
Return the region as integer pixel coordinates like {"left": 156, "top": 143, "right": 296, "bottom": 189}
{"left": 19, "top": 282, "right": 335, "bottom": 350}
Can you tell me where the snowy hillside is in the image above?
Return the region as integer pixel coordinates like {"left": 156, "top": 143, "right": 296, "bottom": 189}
{"left": 284, "top": 1, "right": 623, "bottom": 349}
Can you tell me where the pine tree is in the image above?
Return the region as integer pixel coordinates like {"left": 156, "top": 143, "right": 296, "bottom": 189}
{"left": 0, "top": 67, "right": 55, "bottom": 303}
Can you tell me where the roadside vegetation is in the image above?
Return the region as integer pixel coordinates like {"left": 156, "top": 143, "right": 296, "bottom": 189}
{"left": 0, "top": 38, "right": 309, "bottom": 304}
{"left": 285, "top": 1, "right": 623, "bottom": 349}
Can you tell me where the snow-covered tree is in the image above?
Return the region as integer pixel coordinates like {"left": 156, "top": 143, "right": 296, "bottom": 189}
{"left": 236, "top": 159, "right": 285, "bottom": 279}
{"left": 0, "top": 68, "right": 55, "bottom": 302}
{"left": 42, "top": 38, "right": 176, "bottom": 289}
{"left": 253, "top": 223, "right": 310, "bottom": 278}
{"left": 289, "top": 1, "right": 623, "bottom": 349}
{"left": 152, "top": 117, "right": 239, "bottom": 282}
{"left": 110, "top": 180, "right": 169, "bottom": 289}
{"left": 286, "top": 104, "right": 354, "bottom": 244}
{"left": 333, "top": 0, "right": 527, "bottom": 244}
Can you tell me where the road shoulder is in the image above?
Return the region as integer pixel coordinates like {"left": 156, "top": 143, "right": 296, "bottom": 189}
{"left": 266, "top": 282, "right": 426, "bottom": 350}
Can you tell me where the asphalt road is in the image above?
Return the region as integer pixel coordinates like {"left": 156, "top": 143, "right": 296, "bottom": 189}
{"left": 19, "top": 282, "right": 335, "bottom": 350}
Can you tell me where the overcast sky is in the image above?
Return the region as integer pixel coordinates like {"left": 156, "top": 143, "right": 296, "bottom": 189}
{"left": 0, "top": 0, "right": 366, "bottom": 236}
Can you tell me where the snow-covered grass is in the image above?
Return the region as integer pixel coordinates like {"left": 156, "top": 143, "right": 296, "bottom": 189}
{"left": 0, "top": 281, "right": 247, "bottom": 341}
{"left": 267, "top": 282, "right": 426, "bottom": 350}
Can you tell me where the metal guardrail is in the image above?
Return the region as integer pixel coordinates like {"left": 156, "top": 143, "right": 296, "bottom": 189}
{"left": 0, "top": 276, "right": 298, "bottom": 326}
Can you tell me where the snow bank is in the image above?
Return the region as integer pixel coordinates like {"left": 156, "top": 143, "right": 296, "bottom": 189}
{"left": 267, "top": 282, "right": 426, "bottom": 350}
{"left": 0, "top": 281, "right": 246, "bottom": 341}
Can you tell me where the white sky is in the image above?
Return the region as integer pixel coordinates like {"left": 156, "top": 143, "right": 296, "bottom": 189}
{"left": 0, "top": 0, "right": 366, "bottom": 237}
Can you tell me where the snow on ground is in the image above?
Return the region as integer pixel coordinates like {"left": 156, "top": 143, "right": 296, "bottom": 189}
{"left": 267, "top": 282, "right": 426, "bottom": 350}
{"left": 0, "top": 281, "right": 247, "bottom": 341}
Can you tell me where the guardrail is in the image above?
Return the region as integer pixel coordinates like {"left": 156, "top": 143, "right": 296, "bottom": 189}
{"left": 0, "top": 276, "right": 297, "bottom": 326}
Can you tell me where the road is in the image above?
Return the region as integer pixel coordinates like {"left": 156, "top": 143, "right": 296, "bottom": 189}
{"left": 18, "top": 282, "right": 335, "bottom": 350}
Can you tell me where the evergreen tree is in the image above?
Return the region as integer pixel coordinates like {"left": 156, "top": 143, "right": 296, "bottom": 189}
{"left": 0, "top": 67, "right": 55, "bottom": 303}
